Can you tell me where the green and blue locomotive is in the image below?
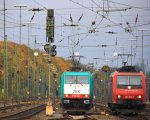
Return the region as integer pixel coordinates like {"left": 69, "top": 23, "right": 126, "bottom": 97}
{"left": 60, "top": 71, "right": 93, "bottom": 110}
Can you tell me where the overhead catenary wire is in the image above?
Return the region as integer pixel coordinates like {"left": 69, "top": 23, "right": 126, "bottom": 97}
{"left": 69, "top": 0, "right": 136, "bottom": 37}
{"left": 0, "top": 11, "right": 18, "bottom": 22}
{"left": 29, "top": 0, "right": 47, "bottom": 10}
{"left": 68, "top": 0, "right": 150, "bottom": 49}
{"left": 109, "top": 0, "right": 150, "bottom": 11}
{"left": 0, "top": 14, "right": 20, "bottom": 25}
{"left": 107, "top": 1, "right": 136, "bottom": 40}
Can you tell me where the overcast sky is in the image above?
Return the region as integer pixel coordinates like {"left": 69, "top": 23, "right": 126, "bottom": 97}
{"left": 0, "top": 0, "right": 150, "bottom": 70}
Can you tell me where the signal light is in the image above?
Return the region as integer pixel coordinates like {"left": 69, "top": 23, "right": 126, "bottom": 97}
{"left": 51, "top": 45, "right": 57, "bottom": 57}
{"left": 44, "top": 44, "right": 57, "bottom": 57}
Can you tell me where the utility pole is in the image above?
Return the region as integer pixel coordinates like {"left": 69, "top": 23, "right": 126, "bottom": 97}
{"left": 3, "top": 0, "right": 8, "bottom": 112}
{"left": 14, "top": 4, "right": 27, "bottom": 103}
{"left": 93, "top": 57, "right": 104, "bottom": 70}
{"left": 93, "top": 58, "right": 100, "bottom": 70}
{"left": 138, "top": 29, "right": 148, "bottom": 72}
{"left": 24, "top": 22, "right": 34, "bottom": 101}
{"left": 32, "top": 34, "right": 40, "bottom": 50}
{"left": 14, "top": 5, "right": 27, "bottom": 45}
{"left": 32, "top": 34, "right": 40, "bottom": 99}
{"left": 128, "top": 38, "right": 136, "bottom": 66}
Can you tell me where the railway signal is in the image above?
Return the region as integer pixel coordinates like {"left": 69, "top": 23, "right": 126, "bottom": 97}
{"left": 44, "top": 44, "right": 50, "bottom": 52}
{"left": 46, "top": 9, "right": 55, "bottom": 43}
{"left": 51, "top": 45, "right": 57, "bottom": 57}
{"left": 44, "top": 44, "right": 57, "bottom": 57}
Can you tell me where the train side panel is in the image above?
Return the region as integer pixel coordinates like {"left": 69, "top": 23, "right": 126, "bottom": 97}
{"left": 107, "top": 73, "right": 113, "bottom": 103}
{"left": 60, "top": 73, "right": 65, "bottom": 99}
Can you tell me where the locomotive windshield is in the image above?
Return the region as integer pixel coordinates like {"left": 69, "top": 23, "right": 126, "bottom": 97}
{"left": 117, "top": 76, "right": 142, "bottom": 89}
{"left": 65, "top": 76, "right": 89, "bottom": 84}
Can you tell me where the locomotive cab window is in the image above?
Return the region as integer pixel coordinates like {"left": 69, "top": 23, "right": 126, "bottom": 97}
{"left": 65, "top": 75, "right": 89, "bottom": 84}
{"left": 117, "top": 76, "right": 142, "bottom": 89}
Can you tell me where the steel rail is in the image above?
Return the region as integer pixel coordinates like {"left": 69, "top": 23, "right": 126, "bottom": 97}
{"left": 0, "top": 104, "right": 46, "bottom": 120}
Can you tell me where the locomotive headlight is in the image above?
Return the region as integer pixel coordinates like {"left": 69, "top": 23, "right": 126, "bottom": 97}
{"left": 138, "top": 95, "right": 142, "bottom": 98}
{"left": 128, "top": 86, "right": 131, "bottom": 89}
{"left": 85, "top": 94, "right": 88, "bottom": 98}
{"left": 65, "top": 94, "right": 68, "bottom": 97}
{"left": 118, "top": 95, "right": 121, "bottom": 99}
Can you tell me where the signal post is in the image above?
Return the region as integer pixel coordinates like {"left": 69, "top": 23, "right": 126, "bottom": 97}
{"left": 45, "top": 9, "right": 56, "bottom": 116}
{"left": 101, "top": 65, "right": 110, "bottom": 114}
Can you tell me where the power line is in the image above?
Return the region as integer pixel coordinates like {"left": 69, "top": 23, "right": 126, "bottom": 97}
{"left": 69, "top": 0, "right": 136, "bottom": 37}
{"left": 0, "top": 18, "right": 19, "bottom": 25}
{"left": 0, "top": 25, "right": 20, "bottom": 29}
{"left": 0, "top": 11, "right": 19, "bottom": 22}
{"left": 109, "top": 0, "right": 150, "bottom": 11}
{"left": 29, "top": 0, "right": 47, "bottom": 10}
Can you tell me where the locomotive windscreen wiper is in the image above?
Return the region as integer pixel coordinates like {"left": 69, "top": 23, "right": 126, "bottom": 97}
{"left": 77, "top": 81, "right": 83, "bottom": 86}
{"left": 70, "top": 82, "right": 73, "bottom": 86}
{"left": 75, "top": 78, "right": 83, "bottom": 86}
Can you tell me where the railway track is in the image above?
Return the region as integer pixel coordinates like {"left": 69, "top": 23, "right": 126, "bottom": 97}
{"left": 0, "top": 103, "right": 30, "bottom": 112}
{"left": 95, "top": 102, "right": 150, "bottom": 120}
{"left": 0, "top": 100, "right": 46, "bottom": 112}
{"left": 118, "top": 114, "right": 149, "bottom": 120}
{"left": 0, "top": 104, "right": 46, "bottom": 120}
{"left": 47, "top": 114, "right": 97, "bottom": 120}
{"left": 30, "top": 102, "right": 146, "bottom": 120}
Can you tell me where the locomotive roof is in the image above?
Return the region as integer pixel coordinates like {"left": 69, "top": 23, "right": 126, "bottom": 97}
{"left": 110, "top": 70, "right": 145, "bottom": 78}
{"left": 61, "top": 71, "right": 92, "bottom": 76}
{"left": 116, "top": 66, "right": 140, "bottom": 73}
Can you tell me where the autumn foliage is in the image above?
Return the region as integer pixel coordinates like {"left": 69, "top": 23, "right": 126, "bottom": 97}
{"left": 0, "top": 41, "right": 71, "bottom": 99}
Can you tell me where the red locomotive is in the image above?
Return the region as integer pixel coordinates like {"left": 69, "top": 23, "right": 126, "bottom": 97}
{"left": 107, "top": 66, "right": 146, "bottom": 115}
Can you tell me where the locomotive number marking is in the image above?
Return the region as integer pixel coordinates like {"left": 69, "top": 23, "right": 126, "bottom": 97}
{"left": 125, "top": 96, "right": 135, "bottom": 99}
{"left": 73, "top": 90, "right": 80, "bottom": 93}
